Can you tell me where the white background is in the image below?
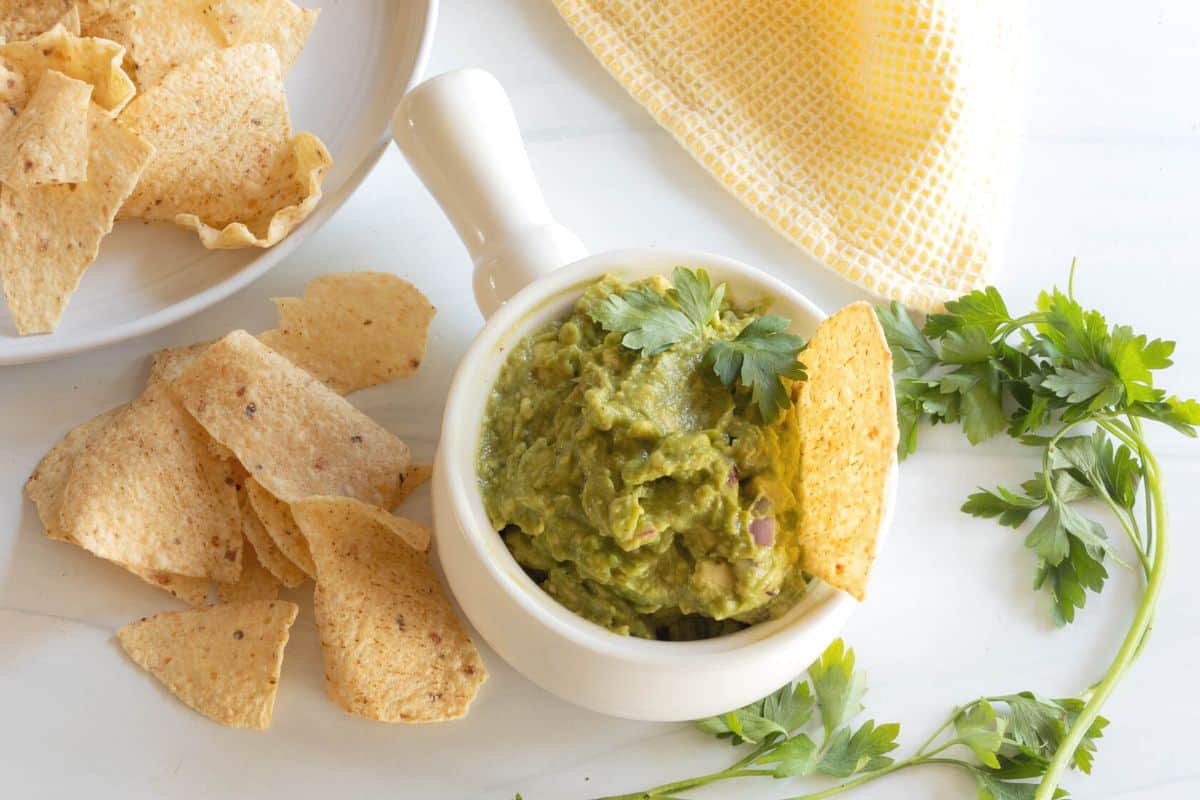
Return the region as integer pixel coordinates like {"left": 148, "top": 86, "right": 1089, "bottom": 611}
{"left": 3, "top": 1, "right": 1199, "bottom": 798}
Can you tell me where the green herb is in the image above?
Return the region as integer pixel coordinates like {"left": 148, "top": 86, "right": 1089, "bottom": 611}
{"left": 587, "top": 638, "right": 1097, "bottom": 800}
{"left": 588, "top": 267, "right": 805, "bottom": 421}
{"left": 706, "top": 316, "right": 808, "bottom": 421}
{"left": 875, "top": 264, "right": 1196, "bottom": 799}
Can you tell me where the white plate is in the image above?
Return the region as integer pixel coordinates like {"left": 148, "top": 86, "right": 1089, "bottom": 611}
{"left": 0, "top": 0, "right": 437, "bottom": 365}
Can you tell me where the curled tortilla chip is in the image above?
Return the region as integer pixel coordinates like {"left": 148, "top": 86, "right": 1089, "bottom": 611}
{"left": 0, "top": 22, "right": 135, "bottom": 114}
{"left": 0, "top": 104, "right": 152, "bottom": 334}
{"left": 117, "top": 599, "right": 298, "bottom": 729}
{"left": 293, "top": 497, "right": 487, "bottom": 723}
{"left": 177, "top": 132, "right": 330, "bottom": 249}
{"left": 239, "top": 493, "right": 306, "bottom": 588}
{"left": 244, "top": 477, "right": 315, "bottom": 577}
{"left": 259, "top": 273, "right": 436, "bottom": 394}
{"left": 58, "top": 382, "right": 243, "bottom": 582}
{"left": 215, "top": 537, "right": 282, "bottom": 604}
{"left": 797, "top": 302, "right": 898, "bottom": 601}
{"left": 119, "top": 43, "right": 329, "bottom": 249}
{"left": 0, "top": 70, "right": 92, "bottom": 188}
{"left": 25, "top": 405, "right": 212, "bottom": 606}
{"left": 171, "top": 330, "right": 412, "bottom": 509}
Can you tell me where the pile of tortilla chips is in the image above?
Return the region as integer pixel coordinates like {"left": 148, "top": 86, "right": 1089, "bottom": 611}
{"left": 0, "top": 1, "right": 331, "bottom": 335}
{"left": 26, "top": 271, "right": 487, "bottom": 729}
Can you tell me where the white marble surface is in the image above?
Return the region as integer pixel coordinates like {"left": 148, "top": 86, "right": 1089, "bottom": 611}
{"left": 3, "top": 1, "right": 1200, "bottom": 798}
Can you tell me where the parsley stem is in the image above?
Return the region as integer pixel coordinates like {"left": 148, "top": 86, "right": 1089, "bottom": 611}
{"left": 912, "top": 708, "right": 959, "bottom": 757}
{"left": 1033, "top": 420, "right": 1167, "bottom": 800}
{"left": 769, "top": 759, "right": 917, "bottom": 800}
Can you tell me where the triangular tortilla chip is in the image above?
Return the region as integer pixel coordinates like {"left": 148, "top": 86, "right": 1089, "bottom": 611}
{"left": 0, "top": 1, "right": 75, "bottom": 42}
{"left": 259, "top": 272, "right": 436, "bottom": 394}
{"left": 148, "top": 341, "right": 210, "bottom": 385}
{"left": 0, "top": 22, "right": 135, "bottom": 114}
{"left": 171, "top": 330, "right": 412, "bottom": 509}
{"left": 239, "top": 493, "right": 306, "bottom": 588}
{"left": 209, "top": 0, "right": 317, "bottom": 72}
{"left": 215, "top": 537, "right": 282, "bottom": 604}
{"left": 797, "top": 302, "right": 898, "bottom": 601}
{"left": 0, "top": 69, "right": 92, "bottom": 188}
{"left": 119, "top": 43, "right": 330, "bottom": 249}
{"left": 293, "top": 497, "right": 487, "bottom": 722}
{"left": 0, "top": 103, "right": 153, "bottom": 334}
{"left": 58, "top": 382, "right": 243, "bottom": 581}
{"left": 244, "top": 477, "right": 315, "bottom": 578}
{"left": 117, "top": 599, "right": 298, "bottom": 729}
{"left": 24, "top": 405, "right": 212, "bottom": 606}
{"left": 395, "top": 463, "right": 433, "bottom": 509}
{"left": 92, "top": 0, "right": 315, "bottom": 90}
{"left": 25, "top": 406, "right": 125, "bottom": 538}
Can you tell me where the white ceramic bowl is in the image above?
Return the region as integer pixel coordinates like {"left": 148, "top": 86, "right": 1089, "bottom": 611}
{"left": 394, "top": 71, "right": 895, "bottom": 721}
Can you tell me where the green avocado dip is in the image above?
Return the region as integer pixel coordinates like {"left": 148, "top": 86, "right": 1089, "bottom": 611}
{"left": 477, "top": 274, "right": 808, "bottom": 641}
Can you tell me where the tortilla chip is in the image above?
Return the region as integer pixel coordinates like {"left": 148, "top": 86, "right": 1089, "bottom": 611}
{"left": 177, "top": 132, "right": 329, "bottom": 249}
{"left": 0, "top": 22, "right": 135, "bottom": 114}
{"left": 25, "top": 406, "right": 124, "bottom": 538}
{"left": 244, "top": 477, "right": 315, "bottom": 578}
{"left": 259, "top": 273, "right": 436, "bottom": 394}
{"left": 25, "top": 404, "right": 213, "bottom": 606}
{"left": 797, "top": 302, "right": 898, "bottom": 601}
{"left": 122, "top": 0, "right": 226, "bottom": 89}
{"left": 148, "top": 341, "right": 210, "bottom": 385}
{"left": 239, "top": 494, "right": 306, "bottom": 588}
{"left": 0, "top": 1, "right": 74, "bottom": 42}
{"left": 0, "top": 70, "right": 92, "bottom": 188}
{"left": 56, "top": 5, "right": 81, "bottom": 35}
{"left": 0, "top": 62, "right": 27, "bottom": 136}
{"left": 119, "top": 43, "right": 330, "bottom": 249}
{"left": 296, "top": 495, "right": 430, "bottom": 554}
{"left": 215, "top": 537, "right": 282, "bottom": 604}
{"left": 58, "top": 382, "right": 243, "bottom": 581}
{"left": 0, "top": 104, "right": 153, "bottom": 334}
{"left": 171, "top": 330, "right": 412, "bottom": 509}
{"left": 395, "top": 463, "right": 433, "bottom": 509}
{"left": 293, "top": 498, "right": 486, "bottom": 722}
{"left": 117, "top": 599, "right": 298, "bottom": 729}
{"left": 209, "top": 0, "right": 317, "bottom": 71}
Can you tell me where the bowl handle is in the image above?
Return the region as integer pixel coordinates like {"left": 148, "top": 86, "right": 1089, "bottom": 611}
{"left": 392, "top": 69, "right": 588, "bottom": 318}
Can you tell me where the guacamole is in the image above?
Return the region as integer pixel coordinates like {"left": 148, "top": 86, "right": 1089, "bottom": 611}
{"left": 477, "top": 275, "right": 807, "bottom": 641}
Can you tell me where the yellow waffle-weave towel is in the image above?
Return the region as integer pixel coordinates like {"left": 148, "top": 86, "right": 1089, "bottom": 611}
{"left": 553, "top": 0, "right": 1021, "bottom": 310}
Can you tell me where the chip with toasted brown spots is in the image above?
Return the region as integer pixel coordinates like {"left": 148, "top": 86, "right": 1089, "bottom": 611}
{"left": 293, "top": 496, "right": 486, "bottom": 723}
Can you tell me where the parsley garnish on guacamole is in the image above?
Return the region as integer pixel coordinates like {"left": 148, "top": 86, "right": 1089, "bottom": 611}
{"left": 477, "top": 271, "right": 810, "bottom": 641}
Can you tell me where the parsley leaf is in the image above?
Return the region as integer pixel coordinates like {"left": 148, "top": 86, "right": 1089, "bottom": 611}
{"left": 589, "top": 268, "right": 805, "bottom": 422}
{"left": 807, "top": 638, "right": 867, "bottom": 737}
{"left": 817, "top": 719, "right": 900, "bottom": 777}
{"left": 705, "top": 315, "right": 807, "bottom": 422}
{"left": 667, "top": 265, "right": 724, "bottom": 330}
{"left": 588, "top": 282, "right": 696, "bottom": 355}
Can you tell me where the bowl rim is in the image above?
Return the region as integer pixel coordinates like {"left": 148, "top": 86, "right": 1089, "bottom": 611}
{"left": 439, "top": 247, "right": 889, "bottom": 668}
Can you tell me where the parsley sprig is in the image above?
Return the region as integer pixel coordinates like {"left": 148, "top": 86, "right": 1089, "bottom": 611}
{"left": 588, "top": 267, "right": 806, "bottom": 421}
{"left": 875, "top": 265, "right": 1196, "bottom": 799}
{"left": 586, "top": 639, "right": 1101, "bottom": 800}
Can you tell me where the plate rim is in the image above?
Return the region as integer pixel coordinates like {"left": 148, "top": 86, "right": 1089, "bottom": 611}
{"left": 0, "top": 0, "right": 440, "bottom": 367}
